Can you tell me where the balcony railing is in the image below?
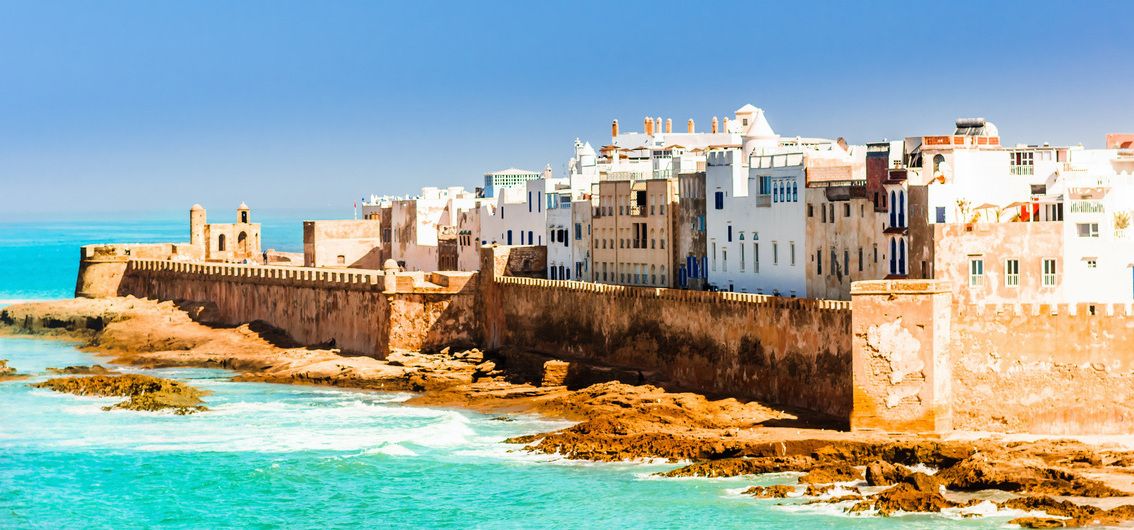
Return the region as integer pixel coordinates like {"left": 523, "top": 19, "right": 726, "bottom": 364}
{"left": 1010, "top": 165, "right": 1035, "bottom": 176}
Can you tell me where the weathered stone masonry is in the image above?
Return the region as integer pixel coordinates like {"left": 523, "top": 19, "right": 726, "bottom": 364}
{"left": 116, "top": 260, "right": 479, "bottom": 357}
{"left": 481, "top": 266, "right": 853, "bottom": 419}
{"left": 76, "top": 246, "right": 1134, "bottom": 434}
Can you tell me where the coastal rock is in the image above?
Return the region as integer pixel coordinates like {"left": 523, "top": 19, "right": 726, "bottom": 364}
{"left": 848, "top": 482, "right": 952, "bottom": 516}
{"left": 742, "top": 485, "right": 795, "bottom": 498}
{"left": 659, "top": 456, "right": 818, "bottom": 478}
{"left": 32, "top": 374, "right": 208, "bottom": 414}
{"left": 865, "top": 460, "right": 911, "bottom": 486}
{"left": 47, "top": 364, "right": 113, "bottom": 375}
{"left": 798, "top": 463, "right": 862, "bottom": 484}
{"left": 0, "top": 359, "right": 27, "bottom": 381}
{"left": 938, "top": 454, "right": 1126, "bottom": 497}
{"left": 1006, "top": 517, "right": 1066, "bottom": 528}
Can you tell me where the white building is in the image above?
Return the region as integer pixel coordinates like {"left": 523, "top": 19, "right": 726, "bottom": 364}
{"left": 480, "top": 176, "right": 560, "bottom": 247}
{"left": 547, "top": 139, "right": 600, "bottom": 281}
{"left": 361, "top": 186, "right": 486, "bottom": 271}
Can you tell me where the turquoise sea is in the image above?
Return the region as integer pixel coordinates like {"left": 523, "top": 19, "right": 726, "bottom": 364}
{"left": 0, "top": 214, "right": 1023, "bottom": 528}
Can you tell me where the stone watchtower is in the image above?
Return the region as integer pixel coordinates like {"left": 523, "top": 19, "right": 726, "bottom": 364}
{"left": 237, "top": 202, "right": 250, "bottom": 224}
{"left": 190, "top": 204, "right": 207, "bottom": 259}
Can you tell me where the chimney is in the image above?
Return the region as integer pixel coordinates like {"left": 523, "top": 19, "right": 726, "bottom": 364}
{"left": 711, "top": 116, "right": 719, "bottom": 133}
{"left": 612, "top": 119, "right": 619, "bottom": 138}
{"left": 687, "top": 118, "right": 695, "bottom": 133}
{"left": 655, "top": 117, "right": 662, "bottom": 134}
{"left": 644, "top": 116, "right": 653, "bottom": 136}
{"left": 723, "top": 117, "right": 730, "bottom": 131}
{"left": 665, "top": 118, "right": 672, "bottom": 134}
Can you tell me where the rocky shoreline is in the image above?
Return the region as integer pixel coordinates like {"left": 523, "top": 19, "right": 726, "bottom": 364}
{"left": 5, "top": 297, "right": 1134, "bottom": 527}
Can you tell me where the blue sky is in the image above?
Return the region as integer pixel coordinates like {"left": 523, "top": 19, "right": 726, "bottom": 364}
{"left": 1, "top": 0, "right": 1132, "bottom": 217}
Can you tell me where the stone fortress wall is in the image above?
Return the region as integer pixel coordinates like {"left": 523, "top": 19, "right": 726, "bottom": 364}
{"left": 76, "top": 244, "right": 1134, "bottom": 434}
{"left": 105, "top": 257, "right": 479, "bottom": 356}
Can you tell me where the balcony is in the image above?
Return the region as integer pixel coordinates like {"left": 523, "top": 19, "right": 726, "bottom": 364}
{"left": 1010, "top": 165, "right": 1035, "bottom": 176}
{"left": 629, "top": 205, "right": 646, "bottom": 216}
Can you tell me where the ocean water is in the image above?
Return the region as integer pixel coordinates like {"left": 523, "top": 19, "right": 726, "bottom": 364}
{"left": 0, "top": 216, "right": 1024, "bottom": 528}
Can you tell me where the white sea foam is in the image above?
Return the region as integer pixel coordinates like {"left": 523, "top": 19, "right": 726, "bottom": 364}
{"left": 363, "top": 443, "right": 418, "bottom": 457}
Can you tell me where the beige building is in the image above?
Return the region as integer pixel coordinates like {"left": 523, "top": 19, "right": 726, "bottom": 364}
{"left": 190, "top": 203, "right": 262, "bottom": 262}
{"left": 803, "top": 144, "right": 888, "bottom": 299}
{"left": 591, "top": 178, "right": 677, "bottom": 287}
{"left": 303, "top": 219, "right": 383, "bottom": 269}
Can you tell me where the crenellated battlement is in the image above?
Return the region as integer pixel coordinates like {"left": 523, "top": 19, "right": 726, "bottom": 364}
{"left": 494, "top": 275, "right": 850, "bottom": 311}
{"left": 956, "top": 301, "right": 1134, "bottom": 318}
{"left": 126, "top": 259, "right": 386, "bottom": 291}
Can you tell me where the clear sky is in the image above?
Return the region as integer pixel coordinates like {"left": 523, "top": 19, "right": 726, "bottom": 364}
{"left": 2, "top": 0, "right": 1132, "bottom": 218}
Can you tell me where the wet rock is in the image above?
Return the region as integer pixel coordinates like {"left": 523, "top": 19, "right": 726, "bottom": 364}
{"left": 848, "top": 482, "right": 953, "bottom": 516}
{"left": 0, "top": 359, "right": 28, "bottom": 381}
{"left": 1007, "top": 518, "right": 1066, "bottom": 529}
{"left": 938, "top": 454, "right": 1126, "bottom": 497}
{"left": 32, "top": 374, "right": 208, "bottom": 414}
{"left": 799, "top": 463, "right": 863, "bottom": 484}
{"left": 804, "top": 484, "right": 834, "bottom": 496}
{"left": 46, "top": 364, "right": 113, "bottom": 375}
{"left": 865, "top": 460, "right": 911, "bottom": 486}
{"left": 805, "top": 494, "right": 863, "bottom": 505}
{"left": 659, "top": 456, "right": 817, "bottom": 478}
{"left": 742, "top": 485, "right": 795, "bottom": 498}
{"left": 903, "top": 471, "right": 941, "bottom": 492}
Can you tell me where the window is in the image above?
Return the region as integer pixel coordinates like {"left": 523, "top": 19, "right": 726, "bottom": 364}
{"left": 935, "top": 206, "right": 946, "bottom": 223}
{"left": 712, "top": 242, "right": 717, "bottom": 271}
{"left": 575, "top": 223, "right": 582, "bottom": 240}
{"left": 858, "top": 247, "right": 863, "bottom": 272}
{"left": 843, "top": 249, "right": 849, "bottom": 275}
{"left": 1086, "top": 259, "right": 1098, "bottom": 269}
{"left": 506, "top": 230, "right": 513, "bottom": 245}
{"left": 821, "top": 205, "right": 827, "bottom": 223}
{"left": 727, "top": 225, "right": 733, "bottom": 242}
{"left": 740, "top": 244, "right": 746, "bottom": 272}
{"left": 844, "top": 203, "right": 851, "bottom": 218}
{"left": 772, "top": 242, "right": 779, "bottom": 265}
{"left": 1042, "top": 259, "right": 1057, "bottom": 286}
{"left": 218, "top": 233, "right": 226, "bottom": 252}
{"left": 873, "top": 244, "right": 878, "bottom": 263}
{"left": 754, "top": 243, "right": 759, "bottom": 273}
{"left": 1077, "top": 223, "right": 1099, "bottom": 238}
{"left": 790, "top": 242, "right": 796, "bottom": 266}
{"left": 969, "top": 258, "right": 984, "bottom": 286}
{"left": 1005, "top": 259, "right": 1020, "bottom": 287}
{"left": 816, "top": 250, "right": 822, "bottom": 275}
{"left": 723, "top": 249, "right": 728, "bottom": 272}
{"left": 808, "top": 204, "right": 814, "bottom": 217}
{"left": 714, "top": 191, "right": 724, "bottom": 210}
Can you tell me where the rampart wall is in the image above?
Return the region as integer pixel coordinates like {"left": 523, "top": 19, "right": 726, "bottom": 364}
{"left": 480, "top": 250, "right": 853, "bottom": 419}
{"left": 950, "top": 302, "right": 1134, "bottom": 434}
{"left": 74, "top": 245, "right": 1134, "bottom": 434}
{"left": 116, "top": 260, "right": 479, "bottom": 356}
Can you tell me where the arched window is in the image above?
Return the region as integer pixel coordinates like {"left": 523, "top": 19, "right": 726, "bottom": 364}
{"left": 889, "top": 238, "right": 897, "bottom": 275}
{"left": 933, "top": 154, "right": 945, "bottom": 175}
{"left": 506, "top": 230, "right": 513, "bottom": 245}
{"left": 889, "top": 191, "right": 897, "bottom": 227}
{"left": 238, "top": 231, "right": 248, "bottom": 254}
{"left": 528, "top": 231, "right": 534, "bottom": 246}
{"left": 899, "top": 239, "right": 907, "bottom": 275}
{"left": 218, "top": 233, "right": 226, "bottom": 252}
{"left": 898, "top": 190, "right": 906, "bottom": 227}
{"left": 791, "top": 182, "right": 798, "bottom": 202}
